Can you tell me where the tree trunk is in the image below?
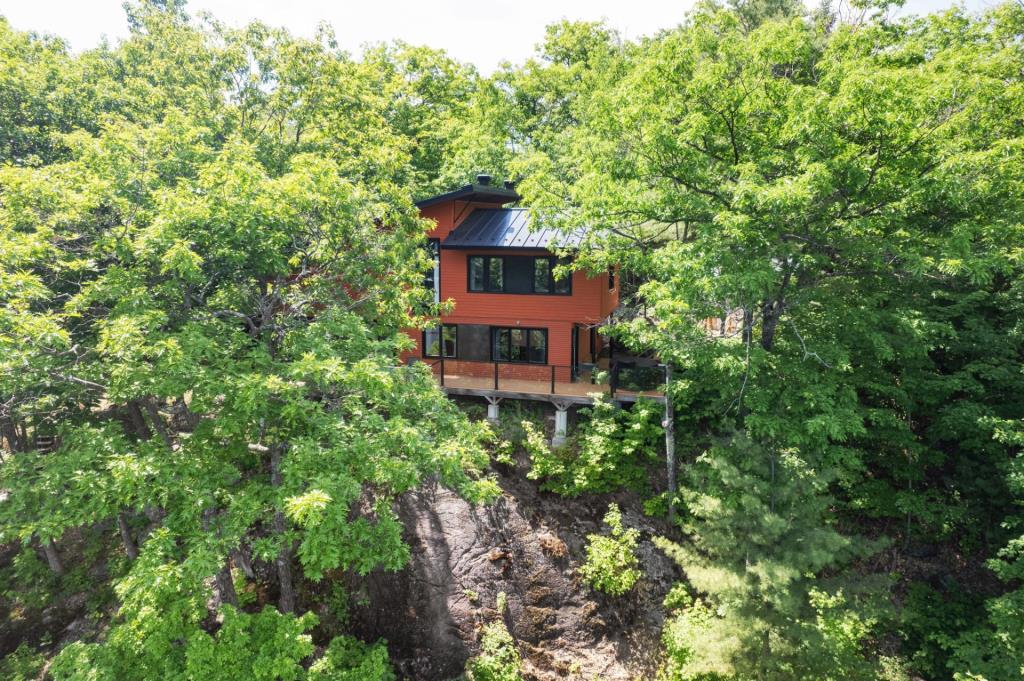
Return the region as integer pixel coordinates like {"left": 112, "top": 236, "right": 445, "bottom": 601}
{"left": 18, "top": 422, "right": 30, "bottom": 453}
{"left": 42, "top": 538, "right": 64, "bottom": 575}
{"left": 760, "top": 298, "right": 783, "bottom": 351}
{"left": 2, "top": 421, "right": 22, "bottom": 453}
{"left": 760, "top": 266, "right": 791, "bottom": 352}
{"left": 663, "top": 364, "right": 676, "bottom": 525}
{"left": 274, "top": 519, "right": 296, "bottom": 613}
{"left": 127, "top": 401, "right": 151, "bottom": 440}
{"left": 270, "top": 445, "right": 296, "bottom": 613}
{"left": 741, "top": 305, "right": 754, "bottom": 346}
{"left": 143, "top": 399, "right": 174, "bottom": 448}
{"left": 215, "top": 561, "right": 238, "bottom": 608}
{"left": 232, "top": 547, "right": 255, "bottom": 580}
{"left": 118, "top": 513, "right": 139, "bottom": 560}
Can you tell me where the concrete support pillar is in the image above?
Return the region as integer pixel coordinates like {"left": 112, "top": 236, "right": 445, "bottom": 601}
{"left": 552, "top": 403, "right": 569, "bottom": 447}
{"left": 485, "top": 396, "right": 502, "bottom": 424}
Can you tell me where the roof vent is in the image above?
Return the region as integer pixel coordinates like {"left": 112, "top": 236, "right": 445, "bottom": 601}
{"left": 503, "top": 180, "right": 516, "bottom": 191}
{"left": 476, "top": 174, "right": 492, "bottom": 186}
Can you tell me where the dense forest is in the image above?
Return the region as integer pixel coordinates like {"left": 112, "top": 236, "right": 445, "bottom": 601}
{"left": 0, "top": 0, "right": 1022, "bottom": 679}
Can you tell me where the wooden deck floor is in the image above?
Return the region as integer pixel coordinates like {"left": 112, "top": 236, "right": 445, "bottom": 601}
{"left": 435, "top": 372, "right": 664, "bottom": 404}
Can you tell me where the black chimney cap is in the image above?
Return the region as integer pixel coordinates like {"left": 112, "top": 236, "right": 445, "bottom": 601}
{"left": 503, "top": 180, "right": 516, "bottom": 190}
{"left": 476, "top": 174, "right": 492, "bottom": 186}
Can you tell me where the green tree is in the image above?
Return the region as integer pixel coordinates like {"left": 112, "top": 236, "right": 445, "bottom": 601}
{"left": 951, "top": 418, "right": 1024, "bottom": 681}
{"left": 656, "top": 436, "right": 889, "bottom": 679}
{"left": 0, "top": 2, "right": 497, "bottom": 675}
{"left": 513, "top": 2, "right": 1024, "bottom": 677}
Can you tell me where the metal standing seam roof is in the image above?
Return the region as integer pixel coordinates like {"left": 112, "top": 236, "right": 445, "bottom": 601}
{"left": 442, "top": 208, "right": 587, "bottom": 250}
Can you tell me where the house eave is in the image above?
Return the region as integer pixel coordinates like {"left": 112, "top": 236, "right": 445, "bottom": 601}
{"left": 414, "top": 184, "right": 521, "bottom": 209}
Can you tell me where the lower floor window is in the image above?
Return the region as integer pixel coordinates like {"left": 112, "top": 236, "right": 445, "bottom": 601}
{"left": 424, "top": 324, "right": 457, "bottom": 358}
{"left": 492, "top": 327, "right": 547, "bottom": 364}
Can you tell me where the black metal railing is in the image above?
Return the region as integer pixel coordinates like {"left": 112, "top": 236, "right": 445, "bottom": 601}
{"left": 419, "top": 357, "right": 665, "bottom": 397}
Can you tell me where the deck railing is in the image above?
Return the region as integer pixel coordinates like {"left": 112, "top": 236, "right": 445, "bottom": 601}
{"left": 421, "top": 357, "right": 665, "bottom": 398}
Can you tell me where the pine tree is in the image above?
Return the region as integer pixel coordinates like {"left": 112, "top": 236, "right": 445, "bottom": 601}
{"left": 656, "top": 435, "right": 889, "bottom": 680}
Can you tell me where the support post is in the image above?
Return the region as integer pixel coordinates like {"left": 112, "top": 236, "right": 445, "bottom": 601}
{"left": 663, "top": 364, "right": 676, "bottom": 524}
{"left": 485, "top": 396, "right": 502, "bottom": 424}
{"left": 552, "top": 402, "right": 569, "bottom": 447}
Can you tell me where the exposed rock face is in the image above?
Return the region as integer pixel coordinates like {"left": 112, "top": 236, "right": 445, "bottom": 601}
{"left": 348, "top": 469, "right": 678, "bottom": 680}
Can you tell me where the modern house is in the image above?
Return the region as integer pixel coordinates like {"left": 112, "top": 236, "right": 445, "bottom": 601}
{"left": 403, "top": 176, "right": 622, "bottom": 400}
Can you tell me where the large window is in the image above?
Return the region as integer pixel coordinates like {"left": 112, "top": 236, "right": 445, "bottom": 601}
{"left": 423, "top": 324, "right": 457, "bottom": 358}
{"left": 469, "top": 255, "right": 571, "bottom": 295}
{"left": 492, "top": 327, "right": 547, "bottom": 364}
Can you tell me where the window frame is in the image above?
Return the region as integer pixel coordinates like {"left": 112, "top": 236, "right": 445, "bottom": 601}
{"left": 550, "top": 256, "right": 572, "bottom": 295}
{"left": 422, "top": 323, "right": 458, "bottom": 359}
{"left": 467, "top": 255, "right": 572, "bottom": 296}
{"left": 490, "top": 326, "right": 548, "bottom": 365}
{"left": 468, "top": 255, "right": 486, "bottom": 292}
{"left": 533, "top": 256, "right": 572, "bottom": 295}
{"left": 468, "top": 255, "right": 502, "bottom": 292}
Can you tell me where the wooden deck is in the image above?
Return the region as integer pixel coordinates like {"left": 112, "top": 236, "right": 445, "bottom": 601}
{"left": 436, "top": 371, "right": 664, "bottom": 405}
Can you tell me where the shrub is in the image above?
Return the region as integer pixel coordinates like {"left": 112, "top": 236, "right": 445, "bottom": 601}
{"left": 494, "top": 401, "right": 546, "bottom": 445}
{"left": 579, "top": 504, "right": 641, "bottom": 596}
{"left": 465, "top": 621, "right": 522, "bottom": 681}
{"left": 526, "top": 397, "right": 663, "bottom": 497}
{"left": 308, "top": 635, "right": 395, "bottom": 681}
{"left": 0, "top": 643, "right": 47, "bottom": 681}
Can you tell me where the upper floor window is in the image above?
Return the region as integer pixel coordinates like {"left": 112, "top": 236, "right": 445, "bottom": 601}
{"left": 469, "top": 255, "right": 571, "bottom": 295}
{"left": 469, "top": 255, "right": 503, "bottom": 292}
{"left": 608, "top": 265, "right": 616, "bottom": 291}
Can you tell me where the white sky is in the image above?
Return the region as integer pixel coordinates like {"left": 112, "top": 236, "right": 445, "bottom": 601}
{"left": 0, "top": 0, "right": 995, "bottom": 74}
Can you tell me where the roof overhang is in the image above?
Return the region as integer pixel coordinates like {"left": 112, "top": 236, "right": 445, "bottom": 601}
{"left": 415, "top": 183, "right": 521, "bottom": 209}
{"left": 439, "top": 244, "right": 560, "bottom": 251}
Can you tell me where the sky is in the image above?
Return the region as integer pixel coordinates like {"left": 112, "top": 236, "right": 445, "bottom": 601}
{"left": 1, "top": 0, "right": 996, "bottom": 74}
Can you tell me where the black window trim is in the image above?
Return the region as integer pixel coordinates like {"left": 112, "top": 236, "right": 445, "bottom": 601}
{"left": 467, "top": 255, "right": 572, "bottom": 296}
{"left": 422, "top": 323, "right": 458, "bottom": 359}
{"left": 490, "top": 326, "right": 548, "bottom": 365}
